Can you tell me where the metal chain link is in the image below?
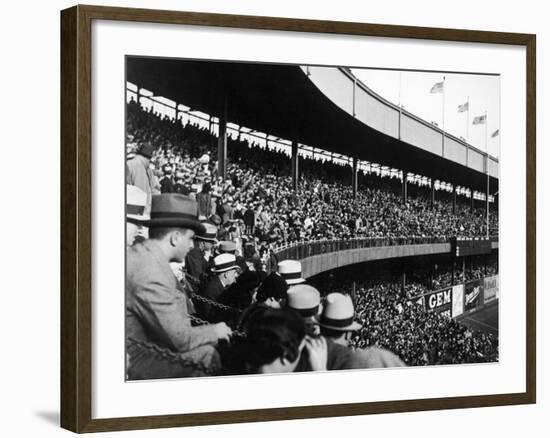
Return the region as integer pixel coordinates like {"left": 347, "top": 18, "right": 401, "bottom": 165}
{"left": 126, "top": 336, "right": 216, "bottom": 375}
{"left": 191, "top": 292, "right": 238, "bottom": 312}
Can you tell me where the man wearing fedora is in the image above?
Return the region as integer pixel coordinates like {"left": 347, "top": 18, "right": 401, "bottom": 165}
{"left": 278, "top": 260, "right": 307, "bottom": 287}
{"left": 126, "top": 193, "right": 232, "bottom": 379}
{"left": 218, "top": 240, "right": 248, "bottom": 273}
{"left": 316, "top": 293, "right": 405, "bottom": 369}
{"left": 197, "top": 253, "right": 240, "bottom": 321}
{"left": 127, "top": 141, "right": 156, "bottom": 216}
{"left": 288, "top": 288, "right": 404, "bottom": 371}
{"left": 185, "top": 222, "right": 218, "bottom": 287}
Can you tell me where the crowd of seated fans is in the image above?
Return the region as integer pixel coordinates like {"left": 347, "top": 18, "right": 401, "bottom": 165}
{"left": 127, "top": 101, "right": 499, "bottom": 258}
{"left": 308, "top": 258, "right": 499, "bottom": 366}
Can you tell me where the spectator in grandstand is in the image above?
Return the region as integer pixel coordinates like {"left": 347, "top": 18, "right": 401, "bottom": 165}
{"left": 278, "top": 260, "right": 306, "bottom": 286}
{"left": 126, "top": 194, "right": 232, "bottom": 379}
{"left": 218, "top": 240, "right": 248, "bottom": 273}
{"left": 218, "top": 270, "right": 263, "bottom": 309}
{"left": 127, "top": 142, "right": 156, "bottom": 216}
{"left": 286, "top": 284, "right": 321, "bottom": 337}
{"left": 185, "top": 222, "right": 218, "bottom": 286}
{"left": 223, "top": 306, "right": 327, "bottom": 374}
{"left": 196, "top": 182, "right": 213, "bottom": 219}
{"left": 126, "top": 184, "right": 148, "bottom": 248}
{"left": 159, "top": 164, "right": 175, "bottom": 193}
{"left": 255, "top": 271, "right": 289, "bottom": 308}
{"left": 243, "top": 204, "right": 255, "bottom": 235}
{"left": 197, "top": 253, "right": 241, "bottom": 321}
{"left": 317, "top": 293, "right": 362, "bottom": 346}
{"left": 317, "top": 292, "right": 405, "bottom": 369}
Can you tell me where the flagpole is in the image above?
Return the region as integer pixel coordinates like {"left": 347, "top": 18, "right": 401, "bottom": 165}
{"left": 466, "top": 96, "right": 469, "bottom": 142}
{"left": 442, "top": 76, "right": 446, "bottom": 151}
{"left": 398, "top": 71, "right": 402, "bottom": 140}
{"left": 485, "top": 110, "right": 489, "bottom": 238}
{"left": 442, "top": 76, "right": 446, "bottom": 132}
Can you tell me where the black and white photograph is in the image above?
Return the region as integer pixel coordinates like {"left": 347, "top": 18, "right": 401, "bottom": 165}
{"left": 124, "top": 57, "right": 500, "bottom": 381}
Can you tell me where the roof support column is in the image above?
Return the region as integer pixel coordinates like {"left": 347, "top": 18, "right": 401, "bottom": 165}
{"left": 485, "top": 177, "right": 490, "bottom": 236}
{"left": 452, "top": 185, "right": 457, "bottom": 215}
{"left": 352, "top": 158, "right": 358, "bottom": 200}
{"left": 431, "top": 179, "right": 435, "bottom": 210}
{"left": 402, "top": 170, "right": 408, "bottom": 204}
{"left": 470, "top": 190, "right": 475, "bottom": 213}
{"left": 217, "top": 96, "right": 228, "bottom": 181}
{"left": 291, "top": 140, "right": 299, "bottom": 191}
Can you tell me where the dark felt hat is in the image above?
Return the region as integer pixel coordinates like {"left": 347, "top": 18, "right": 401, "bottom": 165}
{"left": 142, "top": 194, "right": 205, "bottom": 234}
{"left": 137, "top": 142, "right": 155, "bottom": 159}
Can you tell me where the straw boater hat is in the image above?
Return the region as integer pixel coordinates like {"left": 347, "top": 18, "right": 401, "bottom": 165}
{"left": 277, "top": 260, "right": 306, "bottom": 285}
{"left": 219, "top": 241, "right": 237, "bottom": 253}
{"left": 126, "top": 185, "right": 149, "bottom": 223}
{"left": 287, "top": 284, "right": 321, "bottom": 317}
{"left": 315, "top": 293, "right": 362, "bottom": 332}
{"left": 211, "top": 253, "right": 239, "bottom": 274}
{"left": 142, "top": 194, "right": 205, "bottom": 234}
{"left": 195, "top": 222, "right": 218, "bottom": 243}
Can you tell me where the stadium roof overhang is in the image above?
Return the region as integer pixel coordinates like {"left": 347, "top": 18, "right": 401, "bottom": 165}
{"left": 127, "top": 57, "right": 498, "bottom": 194}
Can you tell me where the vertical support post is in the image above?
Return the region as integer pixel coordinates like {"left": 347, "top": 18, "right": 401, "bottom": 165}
{"left": 352, "top": 158, "right": 358, "bottom": 199}
{"left": 217, "top": 96, "right": 228, "bottom": 181}
{"left": 486, "top": 172, "right": 490, "bottom": 237}
{"left": 431, "top": 179, "right": 435, "bottom": 209}
{"left": 401, "top": 271, "right": 406, "bottom": 297}
{"left": 402, "top": 170, "right": 408, "bottom": 203}
{"left": 291, "top": 140, "right": 299, "bottom": 191}
{"left": 471, "top": 189, "right": 475, "bottom": 212}
{"left": 451, "top": 257, "right": 455, "bottom": 285}
{"left": 452, "top": 185, "right": 457, "bottom": 215}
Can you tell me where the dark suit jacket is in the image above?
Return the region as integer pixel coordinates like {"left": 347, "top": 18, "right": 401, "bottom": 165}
{"left": 295, "top": 338, "right": 405, "bottom": 371}
{"left": 126, "top": 239, "right": 219, "bottom": 353}
{"left": 185, "top": 246, "right": 211, "bottom": 285}
{"left": 196, "top": 276, "right": 226, "bottom": 321}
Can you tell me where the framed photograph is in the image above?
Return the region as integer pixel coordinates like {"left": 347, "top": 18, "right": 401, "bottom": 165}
{"left": 60, "top": 4, "right": 536, "bottom": 433}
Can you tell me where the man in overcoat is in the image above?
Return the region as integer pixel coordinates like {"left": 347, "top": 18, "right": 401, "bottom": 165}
{"left": 126, "top": 194, "right": 232, "bottom": 380}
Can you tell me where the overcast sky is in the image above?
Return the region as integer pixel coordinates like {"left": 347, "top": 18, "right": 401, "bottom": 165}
{"left": 351, "top": 68, "right": 500, "bottom": 159}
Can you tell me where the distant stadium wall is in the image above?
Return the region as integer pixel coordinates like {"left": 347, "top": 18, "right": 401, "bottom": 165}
{"left": 413, "top": 275, "right": 499, "bottom": 320}
{"left": 298, "top": 242, "right": 451, "bottom": 279}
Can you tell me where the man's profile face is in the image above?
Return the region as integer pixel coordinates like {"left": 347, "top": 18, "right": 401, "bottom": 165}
{"left": 202, "top": 241, "right": 214, "bottom": 252}
{"left": 223, "top": 268, "right": 239, "bottom": 287}
{"left": 173, "top": 229, "right": 195, "bottom": 261}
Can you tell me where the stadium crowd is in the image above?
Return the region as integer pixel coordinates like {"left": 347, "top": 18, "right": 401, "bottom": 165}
{"left": 126, "top": 100, "right": 498, "bottom": 250}
{"left": 125, "top": 99, "right": 499, "bottom": 380}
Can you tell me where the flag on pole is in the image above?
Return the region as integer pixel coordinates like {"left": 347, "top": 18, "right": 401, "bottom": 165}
{"left": 491, "top": 129, "right": 500, "bottom": 138}
{"left": 430, "top": 81, "right": 444, "bottom": 93}
{"left": 472, "top": 114, "right": 487, "bottom": 125}
{"left": 458, "top": 102, "right": 469, "bottom": 112}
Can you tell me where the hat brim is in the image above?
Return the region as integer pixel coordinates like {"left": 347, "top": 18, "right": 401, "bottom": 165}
{"left": 127, "top": 214, "right": 148, "bottom": 223}
{"left": 315, "top": 317, "right": 362, "bottom": 332}
{"left": 211, "top": 265, "right": 239, "bottom": 274}
{"left": 141, "top": 217, "right": 205, "bottom": 234}
{"left": 195, "top": 236, "right": 218, "bottom": 243}
{"left": 286, "top": 278, "right": 306, "bottom": 285}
